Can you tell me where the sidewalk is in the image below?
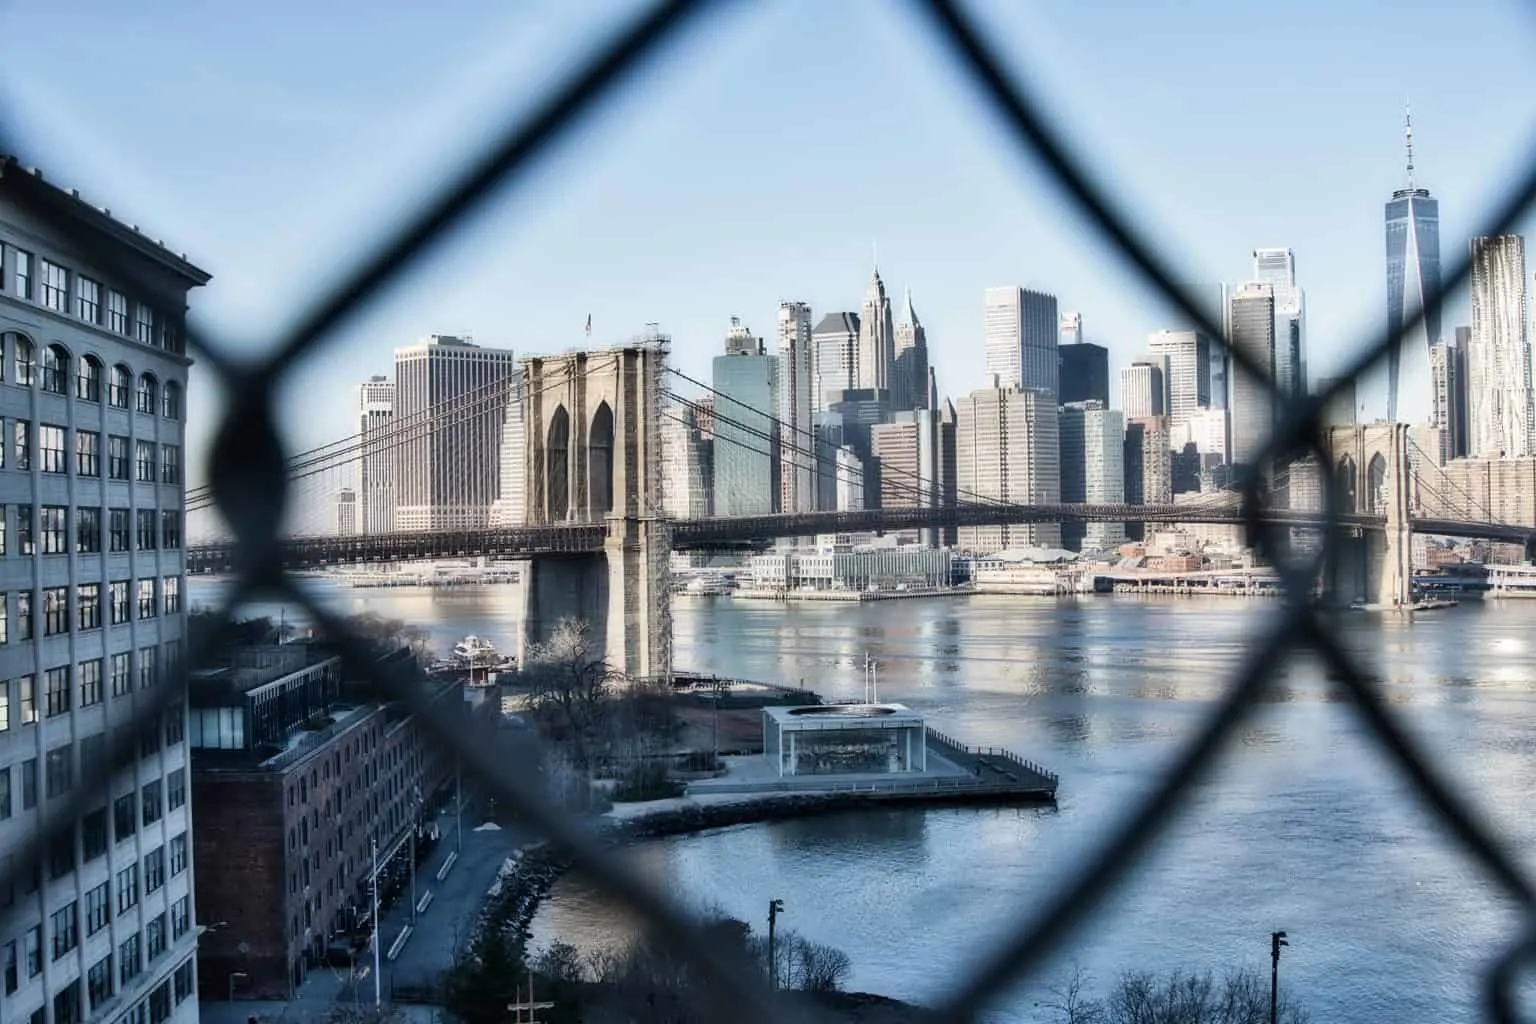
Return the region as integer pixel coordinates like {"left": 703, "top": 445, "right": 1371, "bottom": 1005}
{"left": 199, "top": 808, "right": 527, "bottom": 1024}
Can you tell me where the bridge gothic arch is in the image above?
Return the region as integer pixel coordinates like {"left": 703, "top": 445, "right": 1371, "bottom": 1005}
{"left": 1335, "top": 455, "right": 1357, "bottom": 514}
{"left": 588, "top": 401, "right": 614, "bottom": 517}
{"left": 546, "top": 405, "right": 570, "bottom": 521}
{"left": 1366, "top": 453, "right": 1388, "bottom": 515}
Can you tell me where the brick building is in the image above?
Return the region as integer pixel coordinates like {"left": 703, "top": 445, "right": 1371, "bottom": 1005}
{"left": 188, "top": 645, "right": 457, "bottom": 999}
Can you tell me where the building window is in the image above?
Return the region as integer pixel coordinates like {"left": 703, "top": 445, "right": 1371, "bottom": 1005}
{"left": 19, "top": 675, "right": 34, "bottom": 725}
{"left": 118, "top": 933, "right": 141, "bottom": 987}
{"left": 107, "top": 510, "right": 130, "bottom": 555}
{"left": 135, "top": 306, "right": 156, "bottom": 346}
{"left": 146, "top": 913, "right": 166, "bottom": 961}
{"left": 160, "top": 444, "right": 180, "bottom": 484}
{"left": 49, "top": 901, "right": 78, "bottom": 960}
{"left": 149, "top": 981, "right": 171, "bottom": 1024}
{"left": 171, "top": 896, "right": 190, "bottom": 940}
{"left": 173, "top": 958, "right": 194, "bottom": 1003}
{"left": 78, "top": 584, "right": 102, "bottom": 631}
{"left": 140, "top": 718, "right": 161, "bottom": 758}
{"left": 83, "top": 807, "right": 107, "bottom": 861}
{"left": 54, "top": 978, "right": 82, "bottom": 1024}
{"left": 107, "top": 435, "right": 129, "bottom": 479}
{"left": 41, "top": 345, "right": 69, "bottom": 393}
{"left": 164, "top": 639, "right": 182, "bottom": 679}
{"left": 110, "top": 652, "right": 130, "bottom": 695}
{"left": 79, "top": 657, "right": 103, "bottom": 703}
{"left": 141, "top": 781, "right": 162, "bottom": 826}
{"left": 161, "top": 510, "right": 182, "bottom": 549}
{"left": 108, "top": 363, "right": 131, "bottom": 407}
{"left": 136, "top": 374, "right": 158, "bottom": 415}
{"left": 88, "top": 954, "right": 113, "bottom": 1010}
{"left": 75, "top": 430, "right": 100, "bottom": 476}
{"left": 45, "top": 744, "right": 72, "bottom": 800}
{"left": 114, "top": 794, "right": 140, "bottom": 847}
{"left": 138, "top": 645, "right": 157, "bottom": 687}
{"left": 108, "top": 290, "right": 129, "bottom": 334}
{"left": 143, "top": 846, "right": 165, "bottom": 894}
{"left": 43, "top": 587, "right": 68, "bottom": 636}
{"left": 20, "top": 758, "right": 36, "bottom": 809}
{"left": 77, "top": 277, "right": 101, "bottom": 324}
{"left": 43, "top": 666, "right": 71, "bottom": 716}
{"left": 38, "top": 425, "right": 65, "bottom": 473}
{"left": 39, "top": 506, "right": 66, "bottom": 554}
{"left": 81, "top": 734, "right": 105, "bottom": 781}
{"left": 169, "top": 832, "right": 187, "bottom": 876}
{"left": 135, "top": 439, "right": 156, "bottom": 482}
{"left": 162, "top": 577, "right": 181, "bottom": 615}
{"left": 38, "top": 260, "right": 68, "bottom": 312}
{"left": 12, "top": 336, "right": 33, "bottom": 386}
{"left": 167, "top": 768, "right": 186, "bottom": 812}
{"left": 162, "top": 380, "right": 182, "bottom": 419}
{"left": 13, "top": 250, "right": 31, "bottom": 299}
{"left": 76, "top": 354, "right": 102, "bottom": 401}
{"left": 76, "top": 507, "right": 101, "bottom": 553}
{"left": 13, "top": 420, "right": 30, "bottom": 470}
{"left": 48, "top": 827, "right": 74, "bottom": 880}
{"left": 23, "top": 925, "right": 41, "bottom": 978}
{"left": 165, "top": 702, "right": 184, "bottom": 745}
{"left": 0, "top": 505, "right": 7, "bottom": 554}
{"left": 137, "top": 581, "right": 156, "bottom": 621}
{"left": 85, "top": 882, "right": 110, "bottom": 936}
{"left": 2, "top": 938, "right": 14, "bottom": 997}
{"left": 136, "top": 509, "right": 157, "bottom": 551}
{"left": 0, "top": 685, "right": 7, "bottom": 732}
{"left": 15, "top": 593, "right": 29, "bottom": 641}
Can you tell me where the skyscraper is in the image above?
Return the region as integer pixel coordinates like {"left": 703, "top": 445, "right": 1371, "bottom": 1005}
{"left": 1123, "top": 415, "right": 1172, "bottom": 541}
{"left": 857, "top": 267, "right": 895, "bottom": 393}
{"left": 1385, "top": 106, "right": 1443, "bottom": 424}
{"left": 392, "top": 335, "right": 518, "bottom": 530}
{"left": 1146, "top": 329, "right": 1212, "bottom": 431}
{"left": 712, "top": 319, "right": 779, "bottom": 515}
{"left": 1059, "top": 341, "right": 1110, "bottom": 406}
{"left": 777, "top": 301, "right": 815, "bottom": 513}
{"left": 0, "top": 160, "right": 209, "bottom": 1024}
{"left": 660, "top": 400, "right": 712, "bottom": 518}
{"left": 891, "top": 288, "right": 930, "bottom": 413}
{"left": 358, "top": 374, "right": 396, "bottom": 534}
{"left": 1228, "top": 283, "right": 1277, "bottom": 468}
{"left": 488, "top": 373, "right": 526, "bottom": 527}
{"left": 983, "top": 286, "right": 1059, "bottom": 395}
{"left": 871, "top": 403, "right": 956, "bottom": 548}
{"left": 336, "top": 488, "right": 358, "bottom": 535}
{"left": 1252, "top": 248, "right": 1306, "bottom": 401}
{"left": 1120, "top": 361, "right": 1165, "bottom": 420}
{"left": 1466, "top": 236, "right": 1533, "bottom": 458}
{"left": 955, "top": 384, "right": 1061, "bottom": 551}
{"left": 1058, "top": 401, "right": 1126, "bottom": 551}
{"left": 811, "top": 312, "right": 859, "bottom": 413}
{"left": 1431, "top": 332, "right": 1468, "bottom": 461}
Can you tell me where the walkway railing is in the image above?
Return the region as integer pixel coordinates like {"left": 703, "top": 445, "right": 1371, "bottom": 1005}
{"left": 926, "top": 727, "right": 1060, "bottom": 790}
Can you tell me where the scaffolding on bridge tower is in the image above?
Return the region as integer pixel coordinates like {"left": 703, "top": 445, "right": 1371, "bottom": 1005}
{"left": 635, "top": 324, "right": 674, "bottom": 684}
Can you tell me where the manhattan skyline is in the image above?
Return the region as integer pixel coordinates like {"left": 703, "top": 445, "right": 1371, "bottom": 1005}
{"left": 5, "top": 0, "right": 1536, "bottom": 487}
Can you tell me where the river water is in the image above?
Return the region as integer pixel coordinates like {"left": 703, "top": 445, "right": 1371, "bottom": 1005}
{"left": 189, "top": 579, "right": 1536, "bottom": 1021}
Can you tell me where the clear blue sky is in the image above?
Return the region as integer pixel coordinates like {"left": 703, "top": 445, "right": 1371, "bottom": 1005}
{"left": 5, "top": 0, "right": 1536, "bottom": 494}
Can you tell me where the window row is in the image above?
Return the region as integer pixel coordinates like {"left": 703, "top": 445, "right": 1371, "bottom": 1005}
{"left": 0, "top": 246, "right": 186, "bottom": 356}
{"left": 0, "top": 578, "right": 181, "bottom": 649}
{"left": 8, "top": 505, "right": 184, "bottom": 556}
{"left": 0, "top": 645, "right": 184, "bottom": 736}
{"left": 6, "top": 422, "right": 181, "bottom": 483}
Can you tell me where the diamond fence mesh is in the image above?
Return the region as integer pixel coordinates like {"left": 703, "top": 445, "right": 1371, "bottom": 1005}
{"left": 5, "top": 0, "right": 1536, "bottom": 1020}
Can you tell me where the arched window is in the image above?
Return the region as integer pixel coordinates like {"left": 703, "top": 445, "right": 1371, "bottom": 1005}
{"left": 109, "top": 364, "right": 132, "bottom": 409}
{"left": 76, "top": 355, "right": 103, "bottom": 403}
{"left": 546, "top": 406, "right": 570, "bottom": 522}
{"left": 40, "top": 344, "right": 69, "bottom": 395}
{"left": 12, "top": 334, "right": 35, "bottom": 387}
{"left": 1366, "top": 453, "right": 1388, "bottom": 515}
{"left": 588, "top": 401, "right": 614, "bottom": 516}
{"left": 162, "top": 380, "right": 183, "bottom": 420}
{"left": 136, "top": 373, "right": 158, "bottom": 415}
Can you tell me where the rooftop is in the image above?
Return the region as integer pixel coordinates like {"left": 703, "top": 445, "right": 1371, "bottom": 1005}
{"left": 765, "top": 703, "right": 924, "bottom": 730}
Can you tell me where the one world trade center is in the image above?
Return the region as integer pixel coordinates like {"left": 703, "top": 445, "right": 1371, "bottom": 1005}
{"left": 1385, "top": 106, "right": 1442, "bottom": 424}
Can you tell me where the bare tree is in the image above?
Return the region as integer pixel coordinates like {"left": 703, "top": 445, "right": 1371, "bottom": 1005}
{"left": 1039, "top": 964, "right": 1105, "bottom": 1024}
{"left": 524, "top": 618, "right": 614, "bottom": 769}
{"left": 792, "top": 937, "right": 852, "bottom": 993}
{"left": 531, "top": 939, "right": 586, "bottom": 984}
{"left": 340, "top": 612, "right": 433, "bottom": 665}
{"left": 1039, "top": 966, "right": 1310, "bottom": 1024}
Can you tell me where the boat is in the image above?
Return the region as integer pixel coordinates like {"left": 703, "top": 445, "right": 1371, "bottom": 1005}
{"left": 452, "top": 635, "right": 499, "bottom": 666}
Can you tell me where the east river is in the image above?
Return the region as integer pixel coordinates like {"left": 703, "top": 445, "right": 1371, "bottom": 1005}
{"left": 189, "top": 579, "right": 1536, "bottom": 1021}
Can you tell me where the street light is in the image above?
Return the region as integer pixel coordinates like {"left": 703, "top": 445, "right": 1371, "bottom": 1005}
{"left": 228, "top": 971, "right": 248, "bottom": 1003}
{"left": 767, "top": 899, "right": 785, "bottom": 991}
{"left": 1270, "top": 930, "right": 1289, "bottom": 1024}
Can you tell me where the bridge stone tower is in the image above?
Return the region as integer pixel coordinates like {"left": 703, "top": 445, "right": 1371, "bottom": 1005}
{"left": 1323, "top": 422, "right": 1414, "bottom": 607}
{"left": 518, "top": 341, "right": 672, "bottom": 678}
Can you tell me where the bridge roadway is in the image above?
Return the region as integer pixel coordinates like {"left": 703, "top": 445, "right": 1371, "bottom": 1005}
{"left": 182, "top": 503, "right": 1536, "bottom": 575}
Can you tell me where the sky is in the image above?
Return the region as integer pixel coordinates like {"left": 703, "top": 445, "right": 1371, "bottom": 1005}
{"left": 5, "top": 0, "right": 1536, "bottom": 501}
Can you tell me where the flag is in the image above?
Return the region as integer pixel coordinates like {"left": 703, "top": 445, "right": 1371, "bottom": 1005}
{"left": 585, "top": 314, "right": 592, "bottom": 337}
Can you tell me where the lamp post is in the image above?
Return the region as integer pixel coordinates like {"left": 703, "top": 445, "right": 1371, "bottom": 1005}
{"left": 767, "top": 899, "right": 785, "bottom": 991}
{"left": 228, "top": 971, "right": 248, "bottom": 1003}
{"left": 1270, "top": 930, "right": 1288, "bottom": 1024}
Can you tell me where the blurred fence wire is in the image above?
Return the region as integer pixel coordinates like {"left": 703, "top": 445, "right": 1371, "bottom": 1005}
{"left": 4, "top": 0, "right": 1536, "bottom": 1020}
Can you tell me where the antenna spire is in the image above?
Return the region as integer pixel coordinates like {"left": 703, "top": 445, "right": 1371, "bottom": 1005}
{"left": 872, "top": 240, "right": 878, "bottom": 274}
{"left": 1405, "top": 101, "right": 1416, "bottom": 189}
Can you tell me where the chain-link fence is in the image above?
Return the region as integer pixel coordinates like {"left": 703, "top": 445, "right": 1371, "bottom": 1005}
{"left": 5, "top": 0, "right": 1536, "bottom": 1020}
